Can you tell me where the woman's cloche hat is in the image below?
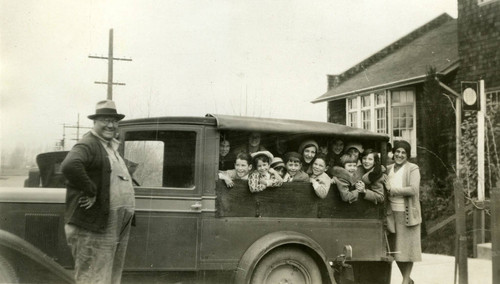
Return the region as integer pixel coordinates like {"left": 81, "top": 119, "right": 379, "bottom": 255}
{"left": 88, "top": 100, "right": 125, "bottom": 121}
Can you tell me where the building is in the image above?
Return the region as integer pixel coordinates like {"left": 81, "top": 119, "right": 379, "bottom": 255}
{"left": 313, "top": 0, "right": 500, "bottom": 181}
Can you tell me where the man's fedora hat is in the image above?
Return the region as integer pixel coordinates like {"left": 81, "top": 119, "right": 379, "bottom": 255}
{"left": 88, "top": 100, "right": 125, "bottom": 121}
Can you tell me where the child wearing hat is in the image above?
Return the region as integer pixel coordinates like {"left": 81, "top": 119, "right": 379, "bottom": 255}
{"left": 270, "top": 157, "right": 286, "bottom": 178}
{"left": 248, "top": 151, "right": 283, "bottom": 193}
{"left": 218, "top": 152, "right": 253, "bottom": 188}
{"left": 282, "top": 152, "right": 310, "bottom": 182}
{"left": 344, "top": 142, "right": 363, "bottom": 164}
{"left": 330, "top": 153, "right": 363, "bottom": 203}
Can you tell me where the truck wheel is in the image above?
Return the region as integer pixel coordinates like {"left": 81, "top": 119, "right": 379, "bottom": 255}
{"left": 250, "top": 247, "right": 322, "bottom": 284}
{"left": 0, "top": 254, "right": 18, "bottom": 283}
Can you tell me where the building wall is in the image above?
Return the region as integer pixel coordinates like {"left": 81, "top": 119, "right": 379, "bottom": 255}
{"left": 415, "top": 80, "right": 457, "bottom": 181}
{"left": 457, "top": 0, "right": 500, "bottom": 90}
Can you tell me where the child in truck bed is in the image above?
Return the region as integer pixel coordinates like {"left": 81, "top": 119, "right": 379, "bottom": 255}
{"left": 282, "top": 152, "right": 309, "bottom": 182}
{"left": 356, "top": 149, "right": 385, "bottom": 204}
{"left": 218, "top": 152, "right": 253, "bottom": 188}
{"left": 308, "top": 153, "right": 331, "bottom": 199}
{"left": 330, "top": 154, "right": 363, "bottom": 203}
{"left": 248, "top": 151, "right": 283, "bottom": 193}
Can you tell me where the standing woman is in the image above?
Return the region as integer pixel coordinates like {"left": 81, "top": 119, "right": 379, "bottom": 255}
{"left": 385, "top": 140, "right": 421, "bottom": 284}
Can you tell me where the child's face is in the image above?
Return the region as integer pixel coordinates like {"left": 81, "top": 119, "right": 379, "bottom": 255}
{"left": 235, "top": 158, "right": 251, "bottom": 177}
{"left": 331, "top": 140, "right": 344, "bottom": 155}
{"left": 256, "top": 160, "right": 270, "bottom": 175}
{"left": 249, "top": 132, "right": 261, "bottom": 147}
{"left": 362, "top": 153, "right": 375, "bottom": 170}
{"left": 347, "top": 148, "right": 360, "bottom": 159}
{"left": 303, "top": 146, "right": 317, "bottom": 163}
{"left": 286, "top": 160, "right": 302, "bottom": 175}
{"left": 319, "top": 146, "right": 328, "bottom": 155}
{"left": 311, "top": 158, "right": 327, "bottom": 176}
{"left": 274, "top": 166, "right": 286, "bottom": 178}
{"left": 344, "top": 162, "right": 357, "bottom": 175}
{"left": 220, "top": 140, "right": 230, "bottom": 157}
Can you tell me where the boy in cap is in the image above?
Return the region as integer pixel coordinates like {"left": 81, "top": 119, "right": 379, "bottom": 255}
{"left": 270, "top": 157, "right": 286, "bottom": 178}
{"left": 282, "top": 152, "right": 310, "bottom": 182}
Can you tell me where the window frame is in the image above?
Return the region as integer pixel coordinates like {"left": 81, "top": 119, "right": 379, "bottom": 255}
{"left": 388, "top": 88, "right": 417, "bottom": 157}
{"left": 120, "top": 124, "right": 203, "bottom": 197}
{"left": 344, "top": 88, "right": 417, "bottom": 157}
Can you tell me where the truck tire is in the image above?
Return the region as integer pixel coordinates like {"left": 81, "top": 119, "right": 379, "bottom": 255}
{"left": 0, "top": 254, "right": 18, "bottom": 283}
{"left": 250, "top": 247, "right": 322, "bottom": 284}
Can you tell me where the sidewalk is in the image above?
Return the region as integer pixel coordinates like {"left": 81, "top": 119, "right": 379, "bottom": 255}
{"left": 390, "top": 253, "right": 492, "bottom": 284}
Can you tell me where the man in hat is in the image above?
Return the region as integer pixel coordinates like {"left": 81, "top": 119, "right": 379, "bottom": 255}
{"left": 61, "top": 100, "right": 135, "bottom": 284}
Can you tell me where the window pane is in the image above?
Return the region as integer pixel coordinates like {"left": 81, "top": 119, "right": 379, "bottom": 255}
{"left": 348, "top": 98, "right": 358, "bottom": 110}
{"left": 392, "top": 92, "right": 400, "bottom": 103}
{"left": 124, "top": 130, "right": 197, "bottom": 188}
{"left": 124, "top": 140, "right": 164, "bottom": 187}
{"left": 376, "top": 108, "right": 386, "bottom": 133}
{"left": 362, "top": 110, "right": 371, "bottom": 130}
{"left": 376, "top": 93, "right": 386, "bottom": 105}
{"left": 349, "top": 112, "right": 357, "bottom": 128}
{"left": 362, "top": 95, "right": 371, "bottom": 107}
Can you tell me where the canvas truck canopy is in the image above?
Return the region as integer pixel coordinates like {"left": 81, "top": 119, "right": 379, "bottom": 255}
{"left": 206, "top": 114, "right": 390, "bottom": 141}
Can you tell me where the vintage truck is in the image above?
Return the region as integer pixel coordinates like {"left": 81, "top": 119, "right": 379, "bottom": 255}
{"left": 0, "top": 114, "right": 392, "bottom": 284}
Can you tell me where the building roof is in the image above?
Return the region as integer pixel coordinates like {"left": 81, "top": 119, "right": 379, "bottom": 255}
{"left": 313, "top": 14, "right": 458, "bottom": 103}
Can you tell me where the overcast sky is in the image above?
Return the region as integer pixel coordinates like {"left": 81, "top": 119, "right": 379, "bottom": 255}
{"left": 0, "top": 0, "right": 457, "bottom": 155}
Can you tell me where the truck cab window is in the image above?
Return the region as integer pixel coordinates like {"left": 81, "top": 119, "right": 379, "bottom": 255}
{"left": 124, "top": 130, "right": 197, "bottom": 189}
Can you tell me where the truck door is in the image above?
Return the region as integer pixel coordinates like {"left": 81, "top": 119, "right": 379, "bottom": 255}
{"left": 121, "top": 125, "right": 203, "bottom": 270}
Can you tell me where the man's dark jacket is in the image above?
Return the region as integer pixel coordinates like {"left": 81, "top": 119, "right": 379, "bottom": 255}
{"left": 61, "top": 132, "right": 111, "bottom": 233}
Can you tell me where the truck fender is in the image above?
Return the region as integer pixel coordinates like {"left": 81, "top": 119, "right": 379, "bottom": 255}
{"left": 0, "top": 229, "right": 74, "bottom": 284}
{"left": 233, "top": 230, "right": 335, "bottom": 284}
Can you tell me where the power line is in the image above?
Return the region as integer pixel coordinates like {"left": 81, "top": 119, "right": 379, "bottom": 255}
{"left": 89, "top": 29, "right": 132, "bottom": 100}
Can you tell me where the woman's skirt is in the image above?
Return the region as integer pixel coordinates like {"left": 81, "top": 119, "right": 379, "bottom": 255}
{"left": 387, "top": 211, "right": 422, "bottom": 262}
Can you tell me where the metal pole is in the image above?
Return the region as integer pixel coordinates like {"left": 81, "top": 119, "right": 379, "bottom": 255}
{"left": 478, "top": 80, "right": 485, "bottom": 201}
{"left": 492, "top": 181, "right": 500, "bottom": 283}
{"left": 76, "top": 114, "right": 80, "bottom": 140}
{"left": 455, "top": 96, "right": 468, "bottom": 284}
{"left": 107, "top": 29, "right": 114, "bottom": 100}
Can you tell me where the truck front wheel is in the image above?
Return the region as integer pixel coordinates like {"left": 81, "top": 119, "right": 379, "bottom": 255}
{"left": 250, "top": 247, "right": 322, "bottom": 284}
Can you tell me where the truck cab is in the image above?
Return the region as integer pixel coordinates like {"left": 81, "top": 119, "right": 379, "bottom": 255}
{"left": 0, "top": 114, "right": 392, "bottom": 284}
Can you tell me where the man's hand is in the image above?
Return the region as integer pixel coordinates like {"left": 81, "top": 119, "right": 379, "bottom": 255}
{"left": 79, "top": 196, "right": 96, "bottom": 209}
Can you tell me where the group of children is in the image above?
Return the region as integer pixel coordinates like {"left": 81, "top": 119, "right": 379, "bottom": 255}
{"left": 218, "top": 134, "right": 386, "bottom": 204}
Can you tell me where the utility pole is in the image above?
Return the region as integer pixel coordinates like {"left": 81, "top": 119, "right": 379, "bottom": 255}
{"left": 89, "top": 29, "right": 132, "bottom": 100}
{"left": 60, "top": 114, "right": 92, "bottom": 150}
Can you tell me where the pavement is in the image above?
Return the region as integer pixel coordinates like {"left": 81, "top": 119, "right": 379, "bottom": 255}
{"left": 390, "top": 253, "right": 492, "bottom": 284}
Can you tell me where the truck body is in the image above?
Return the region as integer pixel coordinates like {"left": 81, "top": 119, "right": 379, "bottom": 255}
{"left": 0, "top": 114, "right": 392, "bottom": 284}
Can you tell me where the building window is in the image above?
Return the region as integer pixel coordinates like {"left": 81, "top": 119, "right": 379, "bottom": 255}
{"left": 347, "top": 97, "right": 359, "bottom": 128}
{"left": 487, "top": 89, "right": 500, "bottom": 111}
{"left": 375, "top": 92, "right": 386, "bottom": 133}
{"left": 390, "top": 89, "right": 416, "bottom": 156}
{"left": 344, "top": 89, "right": 416, "bottom": 156}
{"left": 361, "top": 95, "right": 371, "bottom": 130}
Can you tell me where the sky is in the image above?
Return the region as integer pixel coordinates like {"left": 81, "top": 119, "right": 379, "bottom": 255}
{"left": 0, "top": 0, "right": 458, "bottom": 158}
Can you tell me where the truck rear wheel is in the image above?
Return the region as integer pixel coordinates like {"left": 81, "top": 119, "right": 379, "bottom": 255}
{"left": 0, "top": 254, "right": 18, "bottom": 283}
{"left": 250, "top": 247, "right": 322, "bottom": 284}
